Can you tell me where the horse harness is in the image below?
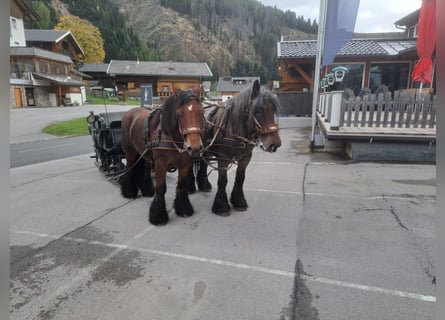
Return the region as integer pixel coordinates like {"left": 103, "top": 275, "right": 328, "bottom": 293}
{"left": 140, "top": 108, "right": 183, "bottom": 153}
{"left": 142, "top": 105, "right": 203, "bottom": 153}
{"left": 203, "top": 103, "right": 279, "bottom": 151}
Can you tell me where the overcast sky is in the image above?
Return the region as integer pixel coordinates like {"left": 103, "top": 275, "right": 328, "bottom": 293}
{"left": 258, "top": 0, "right": 421, "bottom": 33}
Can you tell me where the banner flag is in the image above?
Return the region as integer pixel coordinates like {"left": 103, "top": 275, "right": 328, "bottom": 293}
{"left": 321, "top": 0, "right": 360, "bottom": 66}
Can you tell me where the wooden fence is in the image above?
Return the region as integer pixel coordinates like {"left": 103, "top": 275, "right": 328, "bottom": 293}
{"left": 319, "top": 91, "right": 436, "bottom": 130}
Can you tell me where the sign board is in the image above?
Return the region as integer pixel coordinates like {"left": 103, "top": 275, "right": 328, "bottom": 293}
{"left": 140, "top": 83, "right": 153, "bottom": 107}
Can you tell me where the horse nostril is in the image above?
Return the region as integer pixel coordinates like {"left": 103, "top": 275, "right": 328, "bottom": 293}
{"left": 269, "top": 144, "right": 277, "bottom": 153}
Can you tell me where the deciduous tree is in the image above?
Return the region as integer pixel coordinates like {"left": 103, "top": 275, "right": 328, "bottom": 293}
{"left": 54, "top": 15, "right": 106, "bottom": 63}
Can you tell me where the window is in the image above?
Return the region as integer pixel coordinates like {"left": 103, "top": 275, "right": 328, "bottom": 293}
{"left": 57, "top": 63, "right": 64, "bottom": 74}
{"left": 163, "top": 85, "right": 169, "bottom": 92}
{"left": 24, "top": 58, "right": 34, "bottom": 72}
{"left": 38, "top": 60, "right": 46, "bottom": 73}
{"left": 369, "top": 62, "right": 410, "bottom": 92}
{"left": 331, "top": 63, "right": 364, "bottom": 94}
{"left": 232, "top": 79, "right": 246, "bottom": 85}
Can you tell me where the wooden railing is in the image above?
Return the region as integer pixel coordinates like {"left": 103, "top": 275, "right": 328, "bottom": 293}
{"left": 318, "top": 91, "right": 436, "bottom": 130}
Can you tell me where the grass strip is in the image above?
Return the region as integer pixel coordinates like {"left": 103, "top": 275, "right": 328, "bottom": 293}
{"left": 43, "top": 117, "right": 90, "bottom": 137}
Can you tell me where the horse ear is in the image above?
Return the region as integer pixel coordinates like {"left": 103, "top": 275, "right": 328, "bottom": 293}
{"left": 172, "top": 83, "right": 180, "bottom": 97}
{"left": 251, "top": 79, "right": 260, "bottom": 100}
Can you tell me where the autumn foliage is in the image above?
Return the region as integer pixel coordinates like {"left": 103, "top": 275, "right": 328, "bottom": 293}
{"left": 54, "top": 15, "right": 106, "bottom": 63}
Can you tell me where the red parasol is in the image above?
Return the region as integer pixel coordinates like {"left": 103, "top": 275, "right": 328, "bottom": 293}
{"left": 412, "top": 0, "right": 436, "bottom": 84}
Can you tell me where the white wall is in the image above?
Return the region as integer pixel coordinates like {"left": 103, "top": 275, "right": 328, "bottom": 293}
{"left": 10, "top": 17, "right": 26, "bottom": 47}
{"left": 66, "top": 93, "right": 83, "bottom": 105}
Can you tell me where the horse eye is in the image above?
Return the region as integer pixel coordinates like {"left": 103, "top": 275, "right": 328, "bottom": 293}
{"left": 255, "top": 108, "right": 263, "bottom": 116}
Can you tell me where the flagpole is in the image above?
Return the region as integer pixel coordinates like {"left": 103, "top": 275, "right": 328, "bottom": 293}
{"left": 310, "top": 0, "right": 328, "bottom": 149}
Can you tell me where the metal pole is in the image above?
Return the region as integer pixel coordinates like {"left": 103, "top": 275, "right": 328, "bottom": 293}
{"left": 310, "top": 0, "right": 328, "bottom": 148}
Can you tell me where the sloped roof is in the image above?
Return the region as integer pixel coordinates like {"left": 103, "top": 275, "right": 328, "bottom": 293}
{"left": 25, "top": 29, "right": 84, "bottom": 54}
{"left": 216, "top": 76, "right": 260, "bottom": 92}
{"left": 277, "top": 39, "right": 417, "bottom": 59}
{"left": 107, "top": 60, "right": 213, "bottom": 78}
{"left": 33, "top": 72, "right": 85, "bottom": 86}
{"left": 394, "top": 9, "right": 420, "bottom": 28}
{"left": 10, "top": 47, "right": 73, "bottom": 64}
{"left": 79, "top": 63, "right": 110, "bottom": 73}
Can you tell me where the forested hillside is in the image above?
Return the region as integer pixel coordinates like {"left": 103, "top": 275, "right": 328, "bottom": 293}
{"left": 27, "top": 0, "right": 318, "bottom": 83}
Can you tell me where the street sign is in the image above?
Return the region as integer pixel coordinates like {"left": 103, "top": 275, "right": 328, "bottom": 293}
{"left": 140, "top": 83, "right": 153, "bottom": 107}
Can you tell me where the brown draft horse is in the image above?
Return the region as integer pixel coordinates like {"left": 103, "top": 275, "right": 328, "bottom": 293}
{"left": 120, "top": 84, "right": 204, "bottom": 226}
{"left": 187, "top": 79, "right": 281, "bottom": 216}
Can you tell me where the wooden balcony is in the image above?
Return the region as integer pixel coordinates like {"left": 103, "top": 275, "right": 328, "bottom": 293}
{"left": 317, "top": 91, "right": 436, "bottom": 142}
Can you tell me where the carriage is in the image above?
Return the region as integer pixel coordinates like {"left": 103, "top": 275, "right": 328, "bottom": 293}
{"left": 86, "top": 110, "right": 127, "bottom": 176}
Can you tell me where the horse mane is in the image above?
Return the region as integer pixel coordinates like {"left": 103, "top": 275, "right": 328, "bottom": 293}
{"left": 214, "top": 83, "right": 280, "bottom": 137}
{"left": 160, "top": 89, "right": 199, "bottom": 136}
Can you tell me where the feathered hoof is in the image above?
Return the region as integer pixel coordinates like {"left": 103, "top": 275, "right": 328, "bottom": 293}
{"left": 175, "top": 204, "right": 194, "bottom": 218}
{"left": 149, "top": 197, "right": 168, "bottom": 225}
{"left": 232, "top": 206, "right": 248, "bottom": 211}
{"left": 198, "top": 181, "right": 212, "bottom": 192}
{"left": 213, "top": 210, "right": 231, "bottom": 217}
{"left": 212, "top": 204, "right": 231, "bottom": 217}
{"left": 120, "top": 188, "right": 138, "bottom": 199}
{"left": 149, "top": 212, "right": 169, "bottom": 226}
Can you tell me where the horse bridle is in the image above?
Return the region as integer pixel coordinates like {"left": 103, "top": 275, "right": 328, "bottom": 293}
{"left": 253, "top": 116, "right": 279, "bottom": 136}
{"left": 166, "top": 98, "right": 205, "bottom": 153}
{"left": 202, "top": 104, "right": 279, "bottom": 150}
{"left": 177, "top": 98, "right": 205, "bottom": 135}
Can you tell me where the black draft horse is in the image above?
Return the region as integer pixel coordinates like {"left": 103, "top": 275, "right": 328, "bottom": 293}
{"left": 120, "top": 84, "right": 204, "bottom": 225}
{"left": 188, "top": 79, "right": 281, "bottom": 216}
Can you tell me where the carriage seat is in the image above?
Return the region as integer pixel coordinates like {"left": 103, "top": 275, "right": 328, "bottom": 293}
{"left": 99, "top": 111, "right": 126, "bottom": 126}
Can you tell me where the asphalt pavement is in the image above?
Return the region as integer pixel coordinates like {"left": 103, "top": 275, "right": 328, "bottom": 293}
{"left": 10, "top": 105, "right": 436, "bottom": 319}
{"left": 10, "top": 104, "right": 135, "bottom": 144}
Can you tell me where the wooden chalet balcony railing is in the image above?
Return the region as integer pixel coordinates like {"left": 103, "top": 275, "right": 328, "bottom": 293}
{"left": 318, "top": 91, "right": 436, "bottom": 132}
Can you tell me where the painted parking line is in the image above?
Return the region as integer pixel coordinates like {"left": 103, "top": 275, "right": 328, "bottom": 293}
{"left": 244, "top": 188, "right": 436, "bottom": 203}
{"left": 11, "top": 229, "right": 435, "bottom": 303}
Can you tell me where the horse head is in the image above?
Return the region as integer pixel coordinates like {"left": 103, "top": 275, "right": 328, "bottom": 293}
{"left": 247, "top": 80, "right": 281, "bottom": 153}
{"left": 171, "top": 83, "right": 204, "bottom": 155}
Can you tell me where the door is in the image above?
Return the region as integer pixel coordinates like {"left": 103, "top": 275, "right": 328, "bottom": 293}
{"left": 14, "top": 88, "right": 23, "bottom": 108}
{"left": 25, "top": 88, "right": 35, "bottom": 106}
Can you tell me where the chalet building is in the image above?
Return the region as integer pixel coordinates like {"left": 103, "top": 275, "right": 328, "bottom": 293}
{"left": 10, "top": 1, "right": 87, "bottom": 108}
{"left": 275, "top": 6, "right": 436, "bottom": 162}
{"left": 94, "top": 60, "right": 214, "bottom": 99}
{"left": 276, "top": 8, "right": 435, "bottom": 96}
{"left": 25, "top": 29, "right": 84, "bottom": 66}
{"left": 78, "top": 63, "right": 114, "bottom": 90}
{"left": 10, "top": 31, "right": 86, "bottom": 108}
{"left": 216, "top": 76, "right": 260, "bottom": 101}
{"left": 10, "top": 47, "right": 86, "bottom": 107}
